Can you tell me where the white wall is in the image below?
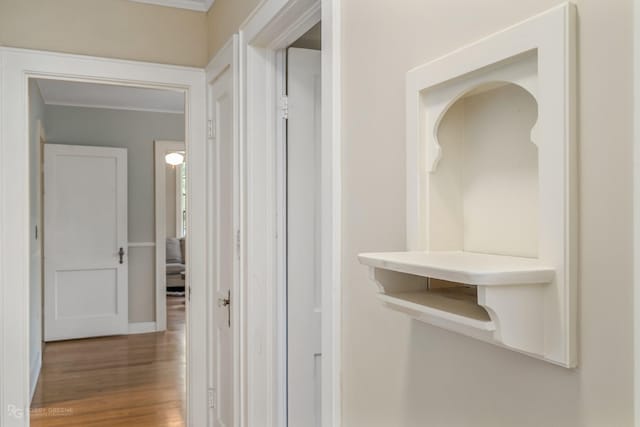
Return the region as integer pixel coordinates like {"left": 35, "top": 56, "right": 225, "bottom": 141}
{"left": 342, "top": 0, "right": 633, "bottom": 426}
{"left": 43, "top": 105, "right": 185, "bottom": 322}
{"left": 28, "top": 79, "right": 45, "bottom": 398}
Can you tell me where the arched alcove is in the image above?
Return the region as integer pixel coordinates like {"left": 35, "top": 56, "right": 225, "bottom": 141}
{"left": 430, "top": 82, "right": 539, "bottom": 258}
{"left": 358, "top": 3, "right": 576, "bottom": 367}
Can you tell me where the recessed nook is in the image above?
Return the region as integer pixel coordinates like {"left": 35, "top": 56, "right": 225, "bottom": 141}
{"left": 431, "top": 81, "right": 539, "bottom": 258}
{"left": 359, "top": 3, "right": 577, "bottom": 367}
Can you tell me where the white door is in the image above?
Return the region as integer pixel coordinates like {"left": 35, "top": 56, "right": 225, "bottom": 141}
{"left": 44, "top": 144, "right": 128, "bottom": 341}
{"left": 210, "top": 62, "right": 237, "bottom": 427}
{"left": 287, "top": 47, "right": 322, "bottom": 427}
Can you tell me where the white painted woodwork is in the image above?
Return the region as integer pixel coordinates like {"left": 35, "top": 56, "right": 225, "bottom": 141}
{"left": 44, "top": 144, "right": 128, "bottom": 341}
{"left": 358, "top": 3, "right": 577, "bottom": 367}
{"left": 240, "top": 0, "right": 342, "bottom": 425}
{"left": 127, "top": 242, "right": 156, "bottom": 248}
{"left": 128, "top": 321, "right": 158, "bottom": 334}
{"left": 287, "top": 47, "right": 322, "bottom": 427}
{"left": 358, "top": 252, "right": 555, "bottom": 286}
{"left": 155, "top": 140, "right": 185, "bottom": 332}
{"left": 0, "top": 47, "right": 208, "bottom": 427}
{"left": 207, "top": 36, "right": 239, "bottom": 427}
{"left": 129, "top": 0, "right": 214, "bottom": 12}
{"left": 36, "top": 79, "right": 185, "bottom": 114}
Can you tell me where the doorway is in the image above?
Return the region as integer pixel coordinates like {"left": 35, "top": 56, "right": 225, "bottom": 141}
{"left": 286, "top": 23, "right": 322, "bottom": 427}
{"left": 0, "top": 48, "right": 208, "bottom": 427}
{"left": 156, "top": 140, "right": 187, "bottom": 333}
{"left": 238, "top": 0, "right": 341, "bottom": 424}
{"left": 28, "top": 78, "right": 188, "bottom": 426}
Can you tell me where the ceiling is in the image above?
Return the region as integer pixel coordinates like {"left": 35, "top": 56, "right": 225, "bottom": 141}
{"left": 129, "top": 0, "right": 214, "bottom": 12}
{"left": 36, "top": 79, "right": 185, "bottom": 114}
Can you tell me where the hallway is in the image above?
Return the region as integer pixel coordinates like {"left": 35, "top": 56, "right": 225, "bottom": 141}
{"left": 31, "top": 296, "right": 185, "bottom": 427}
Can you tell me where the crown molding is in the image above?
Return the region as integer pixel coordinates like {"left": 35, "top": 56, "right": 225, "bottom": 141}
{"left": 129, "top": 0, "right": 214, "bottom": 12}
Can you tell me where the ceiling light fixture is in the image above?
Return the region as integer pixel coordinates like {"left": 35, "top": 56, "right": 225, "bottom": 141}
{"left": 165, "top": 152, "right": 185, "bottom": 166}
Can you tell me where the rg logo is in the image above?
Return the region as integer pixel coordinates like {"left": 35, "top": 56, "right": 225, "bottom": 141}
{"left": 7, "top": 404, "right": 24, "bottom": 419}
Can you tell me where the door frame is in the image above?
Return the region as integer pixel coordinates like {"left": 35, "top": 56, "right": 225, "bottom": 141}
{"left": 635, "top": 0, "right": 640, "bottom": 424}
{"left": 154, "top": 140, "right": 186, "bottom": 332}
{"left": 0, "top": 47, "right": 208, "bottom": 426}
{"left": 238, "top": 0, "right": 342, "bottom": 425}
{"left": 205, "top": 35, "right": 241, "bottom": 426}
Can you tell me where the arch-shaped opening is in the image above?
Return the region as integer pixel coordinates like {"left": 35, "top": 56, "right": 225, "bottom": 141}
{"left": 428, "top": 82, "right": 539, "bottom": 258}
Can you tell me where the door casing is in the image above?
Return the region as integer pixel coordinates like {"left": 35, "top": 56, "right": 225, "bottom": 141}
{"left": 238, "top": 0, "right": 342, "bottom": 425}
{"left": 205, "top": 35, "right": 241, "bottom": 427}
{"left": 0, "top": 47, "right": 208, "bottom": 427}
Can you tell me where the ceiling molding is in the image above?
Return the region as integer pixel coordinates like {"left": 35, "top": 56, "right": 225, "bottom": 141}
{"left": 36, "top": 79, "right": 185, "bottom": 115}
{"left": 129, "top": 0, "right": 214, "bottom": 12}
{"left": 41, "top": 100, "right": 184, "bottom": 115}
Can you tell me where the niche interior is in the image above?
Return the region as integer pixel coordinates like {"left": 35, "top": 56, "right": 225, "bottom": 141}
{"left": 359, "top": 3, "right": 577, "bottom": 367}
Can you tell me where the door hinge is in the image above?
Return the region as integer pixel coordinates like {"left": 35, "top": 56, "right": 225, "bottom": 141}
{"left": 207, "top": 119, "right": 215, "bottom": 138}
{"left": 208, "top": 388, "right": 216, "bottom": 408}
{"left": 188, "top": 285, "right": 192, "bottom": 301}
{"left": 236, "top": 230, "right": 241, "bottom": 259}
{"left": 280, "top": 95, "right": 289, "bottom": 120}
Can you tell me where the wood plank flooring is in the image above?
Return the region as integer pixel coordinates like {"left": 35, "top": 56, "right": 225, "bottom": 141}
{"left": 31, "top": 296, "right": 186, "bottom": 427}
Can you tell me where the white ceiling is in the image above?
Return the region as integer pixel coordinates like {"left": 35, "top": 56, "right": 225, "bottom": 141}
{"left": 129, "top": 0, "right": 214, "bottom": 12}
{"left": 36, "top": 79, "right": 185, "bottom": 114}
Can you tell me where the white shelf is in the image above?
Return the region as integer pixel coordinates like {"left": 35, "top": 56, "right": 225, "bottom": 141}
{"left": 358, "top": 251, "right": 555, "bottom": 286}
{"left": 380, "top": 290, "right": 494, "bottom": 331}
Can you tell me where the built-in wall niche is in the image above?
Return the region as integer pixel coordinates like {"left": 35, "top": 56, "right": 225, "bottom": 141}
{"left": 359, "top": 3, "right": 577, "bottom": 367}
{"left": 431, "top": 79, "right": 539, "bottom": 258}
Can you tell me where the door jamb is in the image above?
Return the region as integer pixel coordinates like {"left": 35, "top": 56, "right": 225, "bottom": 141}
{"left": 239, "top": 0, "right": 342, "bottom": 425}
{"left": 0, "top": 47, "right": 208, "bottom": 427}
{"left": 634, "top": 0, "right": 640, "bottom": 424}
{"left": 154, "top": 139, "right": 186, "bottom": 332}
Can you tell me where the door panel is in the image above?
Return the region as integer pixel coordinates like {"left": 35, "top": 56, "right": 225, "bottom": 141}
{"left": 44, "top": 144, "right": 128, "bottom": 341}
{"left": 210, "top": 65, "right": 236, "bottom": 427}
{"left": 287, "top": 47, "right": 322, "bottom": 427}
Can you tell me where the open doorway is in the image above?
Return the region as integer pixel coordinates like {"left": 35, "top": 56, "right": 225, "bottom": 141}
{"left": 27, "top": 78, "right": 187, "bottom": 426}
{"left": 285, "top": 22, "right": 322, "bottom": 427}
{"left": 156, "top": 140, "right": 187, "bottom": 333}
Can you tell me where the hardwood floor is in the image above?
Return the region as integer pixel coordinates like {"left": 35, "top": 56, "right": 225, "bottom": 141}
{"left": 31, "top": 296, "right": 186, "bottom": 427}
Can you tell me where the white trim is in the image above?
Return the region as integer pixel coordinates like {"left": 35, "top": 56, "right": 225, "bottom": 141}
{"left": 0, "top": 47, "right": 208, "bottom": 427}
{"left": 29, "top": 350, "right": 41, "bottom": 404}
{"left": 239, "top": 0, "right": 342, "bottom": 425}
{"left": 128, "top": 242, "right": 156, "bottom": 248}
{"left": 155, "top": 140, "right": 185, "bottom": 334}
{"left": 320, "top": 3, "right": 342, "bottom": 425}
{"left": 205, "top": 34, "right": 241, "bottom": 427}
{"left": 176, "top": 163, "right": 186, "bottom": 238}
{"left": 41, "top": 100, "right": 184, "bottom": 115}
{"left": 274, "top": 47, "right": 288, "bottom": 427}
{"left": 129, "top": 0, "right": 214, "bottom": 12}
{"left": 128, "top": 321, "right": 158, "bottom": 335}
{"left": 635, "top": 0, "right": 640, "bottom": 423}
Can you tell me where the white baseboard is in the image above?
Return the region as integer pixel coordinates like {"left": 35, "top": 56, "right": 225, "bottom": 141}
{"left": 128, "top": 321, "right": 157, "bottom": 334}
{"left": 30, "top": 350, "right": 42, "bottom": 403}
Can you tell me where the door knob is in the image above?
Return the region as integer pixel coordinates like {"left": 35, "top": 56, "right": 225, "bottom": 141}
{"left": 218, "top": 296, "right": 230, "bottom": 307}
